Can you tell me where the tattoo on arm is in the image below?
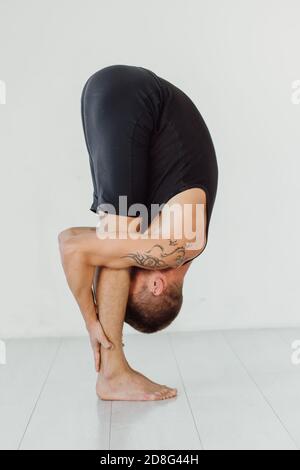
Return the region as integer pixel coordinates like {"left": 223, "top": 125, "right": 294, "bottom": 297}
{"left": 122, "top": 240, "right": 186, "bottom": 269}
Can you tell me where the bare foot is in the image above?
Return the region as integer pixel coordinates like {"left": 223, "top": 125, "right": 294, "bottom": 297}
{"left": 97, "top": 369, "right": 177, "bottom": 401}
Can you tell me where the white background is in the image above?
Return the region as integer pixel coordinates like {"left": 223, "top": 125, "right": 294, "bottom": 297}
{"left": 0, "top": 0, "right": 299, "bottom": 338}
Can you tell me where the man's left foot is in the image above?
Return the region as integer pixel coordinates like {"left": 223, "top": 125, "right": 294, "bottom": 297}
{"left": 97, "top": 368, "right": 177, "bottom": 401}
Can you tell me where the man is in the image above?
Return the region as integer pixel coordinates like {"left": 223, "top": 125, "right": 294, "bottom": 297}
{"left": 58, "top": 65, "right": 218, "bottom": 401}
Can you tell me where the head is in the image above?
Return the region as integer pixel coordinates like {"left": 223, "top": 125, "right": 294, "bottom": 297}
{"left": 125, "top": 264, "right": 190, "bottom": 333}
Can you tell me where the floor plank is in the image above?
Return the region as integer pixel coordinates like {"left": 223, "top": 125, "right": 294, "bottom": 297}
{"left": 0, "top": 338, "right": 60, "bottom": 450}
{"left": 171, "top": 331, "right": 296, "bottom": 450}
{"left": 20, "top": 338, "right": 111, "bottom": 450}
{"left": 224, "top": 329, "right": 300, "bottom": 449}
{"left": 3, "top": 331, "right": 299, "bottom": 450}
{"left": 110, "top": 333, "right": 202, "bottom": 450}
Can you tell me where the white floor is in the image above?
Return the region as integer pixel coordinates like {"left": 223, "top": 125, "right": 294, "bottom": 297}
{"left": 1, "top": 329, "right": 300, "bottom": 450}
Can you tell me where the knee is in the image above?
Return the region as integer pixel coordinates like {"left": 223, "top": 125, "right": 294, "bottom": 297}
{"left": 58, "top": 228, "right": 71, "bottom": 244}
{"left": 58, "top": 228, "right": 76, "bottom": 254}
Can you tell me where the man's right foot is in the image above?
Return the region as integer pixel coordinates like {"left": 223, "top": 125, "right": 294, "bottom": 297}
{"left": 97, "top": 369, "right": 177, "bottom": 401}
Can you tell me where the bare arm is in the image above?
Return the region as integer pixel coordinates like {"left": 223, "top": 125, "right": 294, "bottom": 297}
{"left": 58, "top": 229, "right": 112, "bottom": 358}
{"left": 64, "top": 230, "right": 188, "bottom": 270}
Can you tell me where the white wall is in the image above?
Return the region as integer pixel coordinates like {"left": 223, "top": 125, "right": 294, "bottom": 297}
{"left": 0, "top": 0, "right": 299, "bottom": 338}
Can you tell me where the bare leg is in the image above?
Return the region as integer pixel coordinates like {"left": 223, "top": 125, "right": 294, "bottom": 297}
{"left": 95, "top": 268, "right": 177, "bottom": 401}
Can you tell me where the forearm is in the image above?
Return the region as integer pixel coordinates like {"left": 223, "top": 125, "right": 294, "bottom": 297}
{"left": 60, "top": 249, "right": 97, "bottom": 328}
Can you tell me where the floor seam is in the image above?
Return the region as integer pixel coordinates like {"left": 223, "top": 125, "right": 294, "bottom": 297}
{"left": 17, "top": 338, "right": 63, "bottom": 450}
{"left": 222, "top": 331, "right": 299, "bottom": 450}
{"left": 168, "top": 333, "right": 204, "bottom": 451}
{"left": 108, "top": 401, "right": 112, "bottom": 450}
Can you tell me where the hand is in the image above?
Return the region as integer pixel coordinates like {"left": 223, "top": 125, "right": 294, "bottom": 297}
{"left": 87, "top": 320, "right": 113, "bottom": 372}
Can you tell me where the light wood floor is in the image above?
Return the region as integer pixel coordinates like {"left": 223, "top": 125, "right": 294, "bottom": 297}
{"left": 1, "top": 329, "right": 300, "bottom": 450}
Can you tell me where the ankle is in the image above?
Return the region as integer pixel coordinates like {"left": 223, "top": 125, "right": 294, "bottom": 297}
{"left": 100, "top": 363, "right": 130, "bottom": 380}
{"left": 100, "top": 348, "right": 129, "bottom": 380}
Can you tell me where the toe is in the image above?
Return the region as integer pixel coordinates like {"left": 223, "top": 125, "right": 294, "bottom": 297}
{"left": 159, "top": 388, "right": 173, "bottom": 400}
{"left": 165, "top": 388, "right": 177, "bottom": 399}
{"left": 163, "top": 386, "right": 177, "bottom": 396}
{"left": 156, "top": 390, "right": 166, "bottom": 400}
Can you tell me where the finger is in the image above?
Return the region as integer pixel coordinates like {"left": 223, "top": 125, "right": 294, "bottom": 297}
{"left": 93, "top": 347, "right": 100, "bottom": 372}
{"left": 98, "top": 328, "right": 113, "bottom": 350}
{"left": 98, "top": 348, "right": 101, "bottom": 372}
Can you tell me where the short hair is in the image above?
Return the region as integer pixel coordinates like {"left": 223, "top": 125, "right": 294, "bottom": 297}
{"left": 125, "top": 280, "right": 183, "bottom": 333}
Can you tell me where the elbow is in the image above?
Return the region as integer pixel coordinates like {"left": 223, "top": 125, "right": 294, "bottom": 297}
{"left": 184, "top": 236, "right": 207, "bottom": 262}
{"left": 193, "top": 239, "right": 207, "bottom": 257}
